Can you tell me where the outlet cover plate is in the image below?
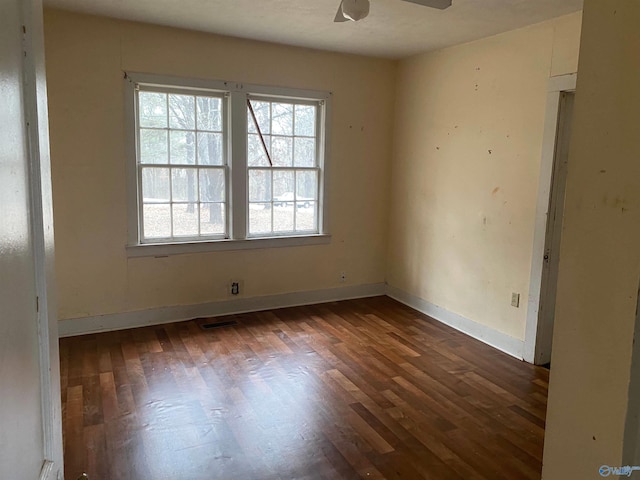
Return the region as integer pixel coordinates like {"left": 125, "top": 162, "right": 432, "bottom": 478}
{"left": 511, "top": 292, "right": 520, "bottom": 308}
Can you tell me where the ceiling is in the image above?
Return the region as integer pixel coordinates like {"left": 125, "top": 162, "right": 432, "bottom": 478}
{"left": 43, "top": 0, "right": 583, "bottom": 59}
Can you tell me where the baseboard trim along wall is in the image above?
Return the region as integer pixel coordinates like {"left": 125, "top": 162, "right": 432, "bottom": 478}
{"left": 58, "top": 282, "right": 525, "bottom": 361}
{"left": 58, "top": 283, "right": 387, "bottom": 337}
{"left": 386, "top": 285, "right": 525, "bottom": 360}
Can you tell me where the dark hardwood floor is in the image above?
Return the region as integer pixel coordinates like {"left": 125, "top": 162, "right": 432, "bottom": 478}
{"left": 59, "top": 296, "right": 548, "bottom": 480}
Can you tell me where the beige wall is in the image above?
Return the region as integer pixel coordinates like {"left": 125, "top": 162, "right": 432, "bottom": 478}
{"left": 543, "top": 1, "right": 640, "bottom": 478}
{"left": 387, "top": 12, "right": 582, "bottom": 342}
{"left": 45, "top": 5, "right": 640, "bottom": 476}
{"left": 43, "top": 9, "right": 396, "bottom": 320}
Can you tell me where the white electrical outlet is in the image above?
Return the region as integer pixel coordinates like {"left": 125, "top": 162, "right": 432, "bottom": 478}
{"left": 511, "top": 292, "right": 520, "bottom": 308}
{"left": 339, "top": 271, "right": 347, "bottom": 282}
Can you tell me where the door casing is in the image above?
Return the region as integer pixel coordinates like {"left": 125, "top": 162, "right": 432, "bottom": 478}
{"left": 523, "top": 73, "right": 577, "bottom": 366}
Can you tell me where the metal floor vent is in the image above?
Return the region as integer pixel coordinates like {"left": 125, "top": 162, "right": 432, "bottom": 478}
{"left": 199, "top": 319, "right": 239, "bottom": 330}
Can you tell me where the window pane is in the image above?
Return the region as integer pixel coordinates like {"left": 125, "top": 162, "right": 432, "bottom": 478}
{"left": 296, "top": 202, "right": 317, "bottom": 232}
{"left": 169, "top": 94, "right": 195, "bottom": 130}
{"left": 249, "top": 203, "right": 272, "bottom": 234}
{"left": 272, "top": 103, "right": 293, "bottom": 135}
{"left": 199, "top": 169, "right": 225, "bottom": 202}
{"left": 271, "top": 136, "right": 293, "bottom": 167}
{"left": 140, "top": 129, "right": 168, "bottom": 164}
{"left": 143, "top": 204, "right": 171, "bottom": 238}
{"left": 295, "top": 104, "right": 316, "bottom": 136}
{"left": 197, "top": 132, "right": 223, "bottom": 165}
{"left": 296, "top": 170, "right": 318, "bottom": 200}
{"left": 294, "top": 137, "right": 316, "bottom": 167}
{"left": 273, "top": 170, "right": 294, "bottom": 200}
{"left": 247, "top": 101, "right": 270, "bottom": 134}
{"left": 248, "top": 133, "right": 271, "bottom": 167}
{"left": 273, "top": 191, "right": 293, "bottom": 207}
{"left": 171, "top": 168, "right": 197, "bottom": 202}
{"left": 249, "top": 169, "right": 271, "bottom": 202}
{"left": 274, "top": 204, "right": 294, "bottom": 232}
{"left": 139, "top": 92, "right": 167, "bottom": 128}
{"left": 170, "top": 131, "right": 196, "bottom": 165}
{"left": 197, "top": 96, "right": 222, "bottom": 131}
{"left": 141, "top": 168, "right": 170, "bottom": 202}
{"left": 200, "top": 203, "right": 225, "bottom": 236}
{"left": 172, "top": 203, "right": 198, "bottom": 236}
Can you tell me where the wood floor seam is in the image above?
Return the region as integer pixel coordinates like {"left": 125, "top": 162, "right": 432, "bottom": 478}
{"left": 60, "top": 296, "right": 548, "bottom": 480}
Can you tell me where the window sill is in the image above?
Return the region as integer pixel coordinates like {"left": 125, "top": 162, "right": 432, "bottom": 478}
{"left": 126, "top": 234, "right": 332, "bottom": 258}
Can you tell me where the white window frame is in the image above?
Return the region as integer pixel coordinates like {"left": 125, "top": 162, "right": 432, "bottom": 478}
{"left": 124, "top": 72, "right": 331, "bottom": 257}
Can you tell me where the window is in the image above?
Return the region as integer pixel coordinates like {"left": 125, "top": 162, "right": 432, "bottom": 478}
{"left": 247, "top": 98, "right": 320, "bottom": 236}
{"left": 137, "top": 89, "right": 227, "bottom": 241}
{"left": 125, "top": 73, "right": 330, "bottom": 256}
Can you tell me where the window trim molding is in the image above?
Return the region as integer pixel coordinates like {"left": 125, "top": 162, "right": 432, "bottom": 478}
{"left": 126, "top": 233, "right": 332, "bottom": 257}
{"left": 124, "top": 72, "right": 332, "bottom": 255}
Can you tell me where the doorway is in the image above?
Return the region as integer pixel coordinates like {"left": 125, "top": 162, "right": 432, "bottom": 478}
{"left": 0, "top": 0, "right": 64, "bottom": 478}
{"left": 524, "top": 74, "right": 577, "bottom": 366}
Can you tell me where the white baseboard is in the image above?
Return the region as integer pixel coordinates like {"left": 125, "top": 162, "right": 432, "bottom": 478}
{"left": 38, "top": 460, "right": 56, "bottom": 480}
{"left": 59, "top": 282, "right": 525, "bottom": 361}
{"left": 58, "top": 283, "right": 386, "bottom": 337}
{"left": 386, "top": 285, "right": 524, "bottom": 360}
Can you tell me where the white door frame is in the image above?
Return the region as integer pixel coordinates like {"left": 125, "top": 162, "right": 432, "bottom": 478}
{"left": 523, "top": 73, "right": 577, "bottom": 365}
{"left": 22, "top": 0, "right": 64, "bottom": 478}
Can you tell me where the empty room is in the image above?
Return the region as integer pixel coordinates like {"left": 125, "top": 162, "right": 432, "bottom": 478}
{"left": 4, "top": 0, "right": 640, "bottom": 479}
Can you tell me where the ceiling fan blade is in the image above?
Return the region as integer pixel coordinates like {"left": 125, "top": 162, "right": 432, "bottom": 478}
{"left": 401, "top": 0, "right": 452, "bottom": 9}
{"left": 334, "top": 2, "right": 349, "bottom": 22}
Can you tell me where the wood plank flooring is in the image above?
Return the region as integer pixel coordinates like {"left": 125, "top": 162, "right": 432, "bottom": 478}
{"left": 59, "top": 296, "right": 548, "bottom": 480}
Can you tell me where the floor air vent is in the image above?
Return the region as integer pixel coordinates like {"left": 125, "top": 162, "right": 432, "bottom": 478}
{"left": 199, "top": 319, "right": 239, "bottom": 330}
